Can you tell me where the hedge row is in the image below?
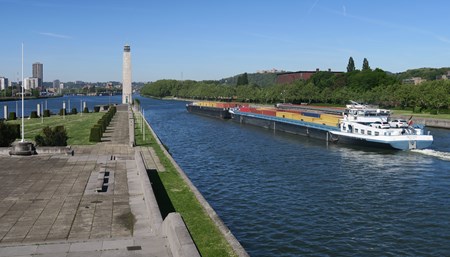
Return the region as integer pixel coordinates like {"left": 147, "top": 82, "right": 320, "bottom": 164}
{"left": 89, "top": 106, "right": 117, "bottom": 142}
{"left": 0, "top": 121, "right": 20, "bottom": 147}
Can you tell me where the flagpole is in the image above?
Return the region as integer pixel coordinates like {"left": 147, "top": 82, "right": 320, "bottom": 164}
{"left": 21, "top": 43, "right": 24, "bottom": 142}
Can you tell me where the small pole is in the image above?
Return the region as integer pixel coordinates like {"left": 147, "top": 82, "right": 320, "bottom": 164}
{"left": 80, "top": 99, "right": 82, "bottom": 116}
{"left": 63, "top": 101, "right": 65, "bottom": 120}
{"left": 41, "top": 101, "right": 43, "bottom": 124}
{"left": 143, "top": 109, "right": 145, "bottom": 142}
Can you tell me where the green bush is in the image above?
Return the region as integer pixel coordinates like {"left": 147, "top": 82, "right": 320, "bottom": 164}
{"left": 94, "top": 106, "right": 100, "bottom": 112}
{"left": 30, "top": 111, "right": 38, "bottom": 118}
{"left": 413, "top": 106, "right": 422, "bottom": 113}
{"left": 89, "top": 126, "right": 102, "bottom": 142}
{"left": 34, "top": 126, "right": 68, "bottom": 146}
{"left": 0, "top": 122, "right": 19, "bottom": 146}
{"left": 8, "top": 112, "right": 16, "bottom": 120}
{"left": 43, "top": 109, "right": 51, "bottom": 117}
{"left": 59, "top": 108, "right": 66, "bottom": 116}
{"left": 83, "top": 107, "right": 89, "bottom": 113}
{"left": 430, "top": 109, "right": 438, "bottom": 115}
{"left": 71, "top": 107, "right": 78, "bottom": 115}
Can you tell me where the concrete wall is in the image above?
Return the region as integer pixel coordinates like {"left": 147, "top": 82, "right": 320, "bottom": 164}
{"left": 134, "top": 150, "right": 163, "bottom": 231}
{"left": 162, "top": 213, "right": 201, "bottom": 257}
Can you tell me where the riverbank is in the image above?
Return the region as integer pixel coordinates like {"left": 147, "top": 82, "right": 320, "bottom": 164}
{"left": 133, "top": 108, "right": 248, "bottom": 257}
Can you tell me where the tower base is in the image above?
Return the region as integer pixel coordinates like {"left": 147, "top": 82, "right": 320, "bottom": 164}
{"left": 9, "top": 141, "right": 36, "bottom": 156}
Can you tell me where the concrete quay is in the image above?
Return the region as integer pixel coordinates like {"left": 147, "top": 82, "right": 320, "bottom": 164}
{"left": 0, "top": 105, "right": 199, "bottom": 257}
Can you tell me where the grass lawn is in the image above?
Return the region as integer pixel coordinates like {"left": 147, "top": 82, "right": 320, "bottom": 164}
{"left": 6, "top": 112, "right": 104, "bottom": 145}
{"left": 134, "top": 113, "right": 238, "bottom": 257}
{"left": 391, "top": 109, "right": 450, "bottom": 120}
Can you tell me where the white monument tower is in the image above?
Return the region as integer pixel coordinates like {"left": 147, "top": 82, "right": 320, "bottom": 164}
{"left": 122, "top": 44, "right": 132, "bottom": 104}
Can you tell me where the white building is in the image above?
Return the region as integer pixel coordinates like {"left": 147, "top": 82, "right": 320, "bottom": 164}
{"left": 24, "top": 77, "right": 39, "bottom": 90}
{"left": 0, "top": 77, "right": 8, "bottom": 90}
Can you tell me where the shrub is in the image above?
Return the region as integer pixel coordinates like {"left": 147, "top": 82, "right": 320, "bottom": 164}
{"left": 412, "top": 106, "right": 422, "bottom": 113}
{"left": 59, "top": 108, "right": 67, "bottom": 116}
{"left": 71, "top": 107, "right": 78, "bottom": 115}
{"left": 89, "top": 126, "right": 102, "bottom": 142}
{"left": 83, "top": 107, "right": 89, "bottom": 113}
{"left": 34, "top": 126, "right": 68, "bottom": 146}
{"left": 8, "top": 112, "right": 16, "bottom": 120}
{"left": 30, "top": 111, "right": 38, "bottom": 118}
{"left": 43, "top": 109, "right": 51, "bottom": 117}
{"left": 94, "top": 106, "right": 100, "bottom": 112}
{"left": 430, "top": 109, "right": 438, "bottom": 115}
{"left": 0, "top": 122, "right": 19, "bottom": 147}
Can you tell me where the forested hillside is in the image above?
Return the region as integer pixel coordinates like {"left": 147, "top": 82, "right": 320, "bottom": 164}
{"left": 396, "top": 67, "right": 450, "bottom": 81}
{"left": 140, "top": 67, "right": 450, "bottom": 113}
{"left": 218, "top": 73, "right": 277, "bottom": 87}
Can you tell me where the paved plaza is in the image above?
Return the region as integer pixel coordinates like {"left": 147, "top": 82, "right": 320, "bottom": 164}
{"left": 0, "top": 105, "right": 173, "bottom": 257}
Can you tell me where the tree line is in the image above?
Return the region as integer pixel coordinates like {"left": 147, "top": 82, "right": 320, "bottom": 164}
{"left": 140, "top": 58, "right": 450, "bottom": 113}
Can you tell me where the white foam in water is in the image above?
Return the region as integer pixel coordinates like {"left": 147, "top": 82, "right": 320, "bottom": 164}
{"left": 412, "top": 149, "right": 450, "bottom": 161}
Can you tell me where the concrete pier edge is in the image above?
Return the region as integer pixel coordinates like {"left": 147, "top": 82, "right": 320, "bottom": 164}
{"left": 135, "top": 109, "right": 250, "bottom": 257}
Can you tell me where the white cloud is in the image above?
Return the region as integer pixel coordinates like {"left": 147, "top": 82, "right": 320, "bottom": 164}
{"left": 38, "top": 32, "right": 72, "bottom": 39}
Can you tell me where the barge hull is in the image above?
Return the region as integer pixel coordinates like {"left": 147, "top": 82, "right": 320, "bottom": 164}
{"left": 231, "top": 112, "right": 334, "bottom": 141}
{"left": 186, "top": 105, "right": 231, "bottom": 119}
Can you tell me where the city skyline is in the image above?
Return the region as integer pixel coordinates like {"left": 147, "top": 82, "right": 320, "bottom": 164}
{"left": 1, "top": 0, "right": 450, "bottom": 83}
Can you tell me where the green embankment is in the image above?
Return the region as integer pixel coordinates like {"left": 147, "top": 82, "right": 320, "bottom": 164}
{"left": 133, "top": 113, "right": 237, "bottom": 257}
{"left": 6, "top": 112, "right": 103, "bottom": 145}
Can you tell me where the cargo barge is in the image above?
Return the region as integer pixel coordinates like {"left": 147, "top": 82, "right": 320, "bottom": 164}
{"left": 186, "top": 101, "right": 247, "bottom": 119}
{"left": 229, "top": 106, "right": 340, "bottom": 141}
{"left": 229, "top": 102, "right": 433, "bottom": 150}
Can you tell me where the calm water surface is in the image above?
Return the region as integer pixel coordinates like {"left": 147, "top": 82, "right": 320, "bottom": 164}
{"left": 135, "top": 96, "right": 450, "bottom": 257}
{"left": 1, "top": 95, "right": 121, "bottom": 118}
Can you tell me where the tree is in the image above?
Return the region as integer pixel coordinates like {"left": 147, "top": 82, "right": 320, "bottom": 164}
{"left": 362, "top": 58, "right": 371, "bottom": 71}
{"left": 236, "top": 73, "right": 249, "bottom": 86}
{"left": 347, "top": 57, "right": 355, "bottom": 72}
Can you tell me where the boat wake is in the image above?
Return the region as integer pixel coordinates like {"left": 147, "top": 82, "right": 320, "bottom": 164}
{"left": 412, "top": 149, "right": 450, "bottom": 161}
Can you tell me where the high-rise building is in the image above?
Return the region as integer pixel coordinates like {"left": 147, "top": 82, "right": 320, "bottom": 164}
{"left": 53, "top": 80, "right": 60, "bottom": 89}
{"left": 32, "top": 62, "right": 43, "bottom": 88}
{"left": 122, "top": 45, "right": 132, "bottom": 104}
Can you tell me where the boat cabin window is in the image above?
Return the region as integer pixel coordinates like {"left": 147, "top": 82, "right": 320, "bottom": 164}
{"left": 375, "top": 131, "right": 379, "bottom": 136}
{"left": 361, "top": 129, "right": 365, "bottom": 134}
{"left": 355, "top": 128, "right": 358, "bottom": 133}
{"left": 368, "top": 131, "right": 372, "bottom": 135}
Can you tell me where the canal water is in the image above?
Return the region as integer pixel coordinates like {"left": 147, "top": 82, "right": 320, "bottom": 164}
{"left": 135, "top": 96, "right": 450, "bottom": 257}
{"left": 3, "top": 95, "right": 449, "bottom": 256}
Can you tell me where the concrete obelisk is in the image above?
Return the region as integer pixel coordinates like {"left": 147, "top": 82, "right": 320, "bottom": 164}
{"left": 122, "top": 44, "right": 132, "bottom": 104}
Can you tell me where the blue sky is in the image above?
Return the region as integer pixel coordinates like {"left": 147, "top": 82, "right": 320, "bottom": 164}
{"left": 1, "top": 0, "right": 450, "bottom": 83}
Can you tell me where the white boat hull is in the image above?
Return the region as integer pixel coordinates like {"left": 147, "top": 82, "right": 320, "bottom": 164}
{"left": 329, "top": 130, "right": 433, "bottom": 150}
